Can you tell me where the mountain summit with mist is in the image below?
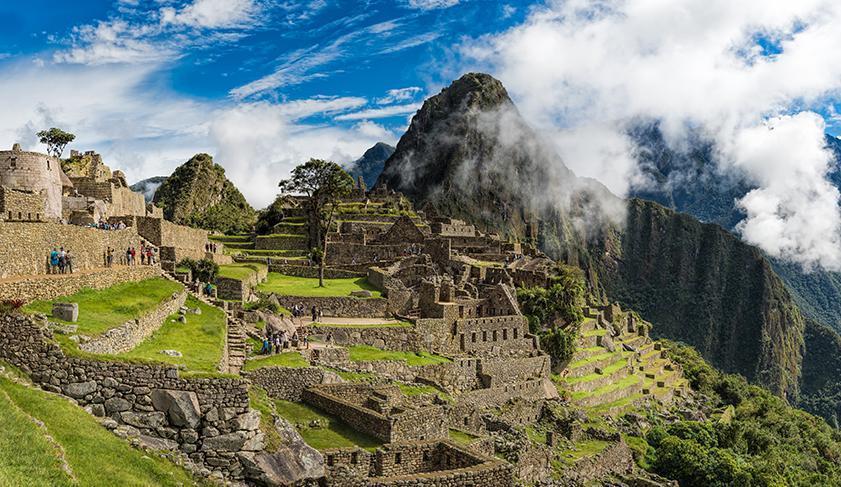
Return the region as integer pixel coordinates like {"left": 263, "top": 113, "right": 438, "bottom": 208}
{"left": 379, "top": 72, "right": 841, "bottom": 422}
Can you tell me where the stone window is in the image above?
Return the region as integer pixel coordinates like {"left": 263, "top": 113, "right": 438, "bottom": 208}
{"left": 327, "top": 455, "right": 334, "bottom": 466}
{"left": 492, "top": 330, "right": 498, "bottom": 342}
{"left": 351, "top": 452, "right": 358, "bottom": 464}
{"left": 459, "top": 306, "right": 464, "bottom": 318}
{"left": 35, "top": 213, "right": 39, "bottom": 220}
{"left": 46, "top": 160, "right": 50, "bottom": 170}
{"left": 17, "top": 212, "right": 21, "bottom": 220}
{"left": 502, "top": 328, "right": 508, "bottom": 340}
{"left": 395, "top": 452, "right": 402, "bottom": 464}
{"left": 9, "top": 157, "right": 16, "bottom": 168}
{"left": 513, "top": 328, "right": 519, "bottom": 339}
{"left": 471, "top": 332, "right": 476, "bottom": 343}
{"left": 7, "top": 212, "right": 11, "bottom": 220}
{"left": 423, "top": 450, "right": 430, "bottom": 462}
{"left": 482, "top": 331, "right": 487, "bottom": 341}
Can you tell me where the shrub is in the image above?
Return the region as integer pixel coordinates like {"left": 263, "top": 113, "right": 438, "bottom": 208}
{"left": 177, "top": 258, "right": 219, "bottom": 283}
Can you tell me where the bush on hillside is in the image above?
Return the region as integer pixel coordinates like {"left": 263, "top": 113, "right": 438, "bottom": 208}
{"left": 177, "top": 258, "right": 219, "bottom": 283}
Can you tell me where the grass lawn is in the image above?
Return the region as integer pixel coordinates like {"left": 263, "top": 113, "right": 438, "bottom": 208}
{"left": 257, "top": 274, "right": 381, "bottom": 298}
{"left": 274, "top": 400, "right": 381, "bottom": 451}
{"left": 243, "top": 351, "right": 309, "bottom": 371}
{"left": 347, "top": 345, "right": 450, "bottom": 366}
{"left": 310, "top": 321, "right": 411, "bottom": 329}
{"left": 398, "top": 383, "right": 452, "bottom": 402}
{"left": 118, "top": 297, "right": 226, "bottom": 373}
{"left": 0, "top": 375, "right": 203, "bottom": 486}
{"left": 448, "top": 429, "right": 478, "bottom": 446}
{"left": 24, "top": 278, "right": 183, "bottom": 337}
{"left": 208, "top": 234, "right": 252, "bottom": 243}
{"left": 248, "top": 386, "right": 282, "bottom": 453}
{"left": 557, "top": 439, "right": 610, "bottom": 465}
{"left": 217, "top": 263, "right": 267, "bottom": 281}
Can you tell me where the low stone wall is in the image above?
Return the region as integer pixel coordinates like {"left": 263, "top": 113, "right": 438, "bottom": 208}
{"left": 245, "top": 366, "right": 325, "bottom": 401}
{"left": 0, "top": 313, "right": 261, "bottom": 481}
{"left": 478, "top": 356, "right": 551, "bottom": 388}
{"left": 80, "top": 290, "right": 188, "bottom": 354}
{"left": 0, "top": 221, "right": 148, "bottom": 279}
{"left": 562, "top": 440, "right": 634, "bottom": 484}
{"left": 254, "top": 234, "right": 308, "bottom": 250}
{"left": 306, "top": 325, "right": 422, "bottom": 352}
{"left": 459, "top": 378, "right": 547, "bottom": 409}
{"left": 302, "top": 386, "right": 392, "bottom": 442}
{"left": 0, "top": 265, "right": 161, "bottom": 303}
{"left": 273, "top": 295, "right": 389, "bottom": 318}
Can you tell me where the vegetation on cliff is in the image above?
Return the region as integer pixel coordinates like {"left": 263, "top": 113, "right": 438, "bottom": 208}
{"left": 640, "top": 342, "right": 841, "bottom": 486}
{"left": 153, "top": 153, "right": 256, "bottom": 234}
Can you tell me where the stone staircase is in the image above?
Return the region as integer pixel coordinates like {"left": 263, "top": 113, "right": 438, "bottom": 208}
{"left": 558, "top": 307, "right": 689, "bottom": 415}
{"left": 226, "top": 317, "right": 248, "bottom": 374}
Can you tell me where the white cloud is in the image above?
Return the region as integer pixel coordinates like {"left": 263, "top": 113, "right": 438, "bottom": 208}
{"left": 334, "top": 103, "right": 421, "bottom": 121}
{"left": 463, "top": 0, "right": 841, "bottom": 270}
{"left": 376, "top": 87, "right": 422, "bottom": 105}
{"left": 160, "top": 0, "right": 261, "bottom": 29}
{"left": 354, "top": 120, "right": 394, "bottom": 140}
{"left": 53, "top": 20, "right": 173, "bottom": 65}
{"left": 407, "top": 0, "right": 459, "bottom": 10}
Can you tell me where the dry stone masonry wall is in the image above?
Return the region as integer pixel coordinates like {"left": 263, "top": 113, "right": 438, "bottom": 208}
{"left": 0, "top": 265, "right": 160, "bottom": 303}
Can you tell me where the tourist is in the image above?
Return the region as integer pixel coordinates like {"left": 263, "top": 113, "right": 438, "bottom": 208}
{"left": 130, "top": 246, "right": 136, "bottom": 265}
{"left": 259, "top": 337, "right": 270, "bottom": 355}
{"left": 58, "top": 247, "right": 67, "bottom": 274}
{"left": 311, "top": 305, "right": 318, "bottom": 323}
{"left": 65, "top": 250, "right": 73, "bottom": 274}
{"left": 146, "top": 247, "right": 153, "bottom": 265}
{"left": 106, "top": 247, "right": 114, "bottom": 267}
{"left": 49, "top": 248, "right": 59, "bottom": 274}
{"left": 274, "top": 334, "right": 282, "bottom": 354}
{"left": 326, "top": 331, "right": 334, "bottom": 346}
{"left": 126, "top": 247, "right": 132, "bottom": 266}
{"left": 140, "top": 244, "right": 146, "bottom": 265}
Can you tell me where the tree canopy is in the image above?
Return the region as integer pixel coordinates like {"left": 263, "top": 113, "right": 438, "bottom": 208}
{"left": 37, "top": 128, "right": 75, "bottom": 158}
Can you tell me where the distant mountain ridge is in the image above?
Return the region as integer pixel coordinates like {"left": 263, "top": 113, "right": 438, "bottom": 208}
{"left": 130, "top": 176, "right": 168, "bottom": 203}
{"left": 347, "top": 142, "right": 394, "bottom": 189}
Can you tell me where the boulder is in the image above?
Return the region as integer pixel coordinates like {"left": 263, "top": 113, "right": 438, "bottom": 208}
{"left": 151, "top": 389, "right": 201, "bottom": 428}
{"left": 350, "top": 290, "right": 372, "bottom": 298}
{"left": 52, "top": 302, "right": 78, "bottom": 322}
{"left": 232, "top": 411, "right": 261, "bottom": 432}
{"left": 138, "top": 435, "right": 179, "bottom": 452}
{"left": 159, "top": 350, "right": 183, "bottom": 357}
{"left": 104, "top": 397, "right": 131, "bottom": 413}
{"left": 243, "top": 417, "right": 324, "bottom": 485}
{"left": 201, "top": 431, "right": 248, "bottom": 452}
{"left": 63, "top": 380, "right": 97, "bottom": 399}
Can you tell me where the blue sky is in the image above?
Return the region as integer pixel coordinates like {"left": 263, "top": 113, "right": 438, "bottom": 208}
{"left": 3, "top": 0, "right": 841, "bottom": 271}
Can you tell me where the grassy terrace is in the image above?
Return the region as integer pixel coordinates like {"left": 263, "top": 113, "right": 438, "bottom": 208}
{"left": 275, "top": 400, "right": 382, "bottom": 451}
{"left": 0, "top": 373, "right": 203, "bottom": 486}
{"left": 557, "top": 439, "right": 610, "bottom": 466}
{"left": 118, "top": 297, "right": 226, "bottom": 373}
{"left": 570, "top": 374, "right": 641, "bottom": 402}
{"left": 257, "top": 274, "right": 381, "bottom": 298}
{"left": 24, "top": 278, "right": 184, "bottom": 337}
{"left": 217, "top": 263, "right": 267, "bottom": 281}
{"left": 243, "top": 351, "right": 309, "bottom": 371}
{"left": 347, "top": 345, "right": 450, "bottom": 366}
{"left": 448, "top": 429, "right": 479, "bottom": 446}
{"left": 208, "top": 234, "right": 252, "bottom": 243}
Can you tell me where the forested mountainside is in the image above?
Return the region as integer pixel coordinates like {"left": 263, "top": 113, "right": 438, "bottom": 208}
{"left": 347, "top": 142, "right": 394, "bottom": 189}
{"left": 153, "top": 153, "right": 256, "bottom": 234}
{"left": 378, "top": 72, "right": 835, "bottom": 414}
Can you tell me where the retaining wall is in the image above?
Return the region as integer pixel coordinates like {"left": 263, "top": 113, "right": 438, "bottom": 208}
{"left": 0, "top": 265, "right": 161, "bottom": 303}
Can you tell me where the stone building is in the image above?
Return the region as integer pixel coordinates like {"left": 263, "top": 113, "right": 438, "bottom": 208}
{"left": 0, "top": 143, "right": 66, "bottom": 220}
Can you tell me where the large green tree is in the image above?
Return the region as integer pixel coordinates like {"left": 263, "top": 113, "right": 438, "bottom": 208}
{"left": 278, "top": 159, "right": 353, "bottom": 287}
{"left": 37, "top": 128, "right": 75, "bottom": 158}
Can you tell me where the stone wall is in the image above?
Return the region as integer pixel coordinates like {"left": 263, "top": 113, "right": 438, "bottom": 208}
{"left": 562, "top": 440, "right": 634, "bottom": 484}
{"left": 324, "top": 242, "right": 406, "bottom": 265}
{"left": 80, "top": 290, "right": 188, "bottom": 355}
{"left": 0, "top": 313, "right": 262, "bottom": 481}
{"left": 302, "top": 386, "right": 392, "bottom": 442}
{"left": 0, "top": 186, "right": 47, "bottom": 222}
{"left": 0, "top": 265, "right": 161, "bottom": 303}
{"left": 0, "top": 221, "right": 150, "bottom": 279}
{"left": 134, "top": 217, "right": 208, "bottom": 263}
{"left": 254, "top": 234, "right": 309, "bottom": 251}
{"left": 0, "top": 147, "right": 63, "bottom": 220}
{"left": 324, "top": 441, "right": 513, "bottom": 487}
{"left": 307, "top": 324, "right": 422, "bottom": 352}
{"left": 478, "top": 356, "right": 551, "bottom": 388}
{"left": 273, "top": 295, "right": 389, "bottom": 318}
{"left": 245, "top": 366, "right": 325, "bottom": 401}
{"left": 265, "top": 264, "right": 364, "bottom": 279}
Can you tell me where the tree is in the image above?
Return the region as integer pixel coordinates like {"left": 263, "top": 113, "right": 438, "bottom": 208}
{"left": 37, "top": 128, "right": 75, "bottom": 158}
{"left": 278, "top": 159, "right": 354, "bottom": 287}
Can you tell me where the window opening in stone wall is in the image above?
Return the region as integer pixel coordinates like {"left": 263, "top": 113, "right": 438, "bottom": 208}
{"left": 513, "top": 328, "right": 518, "bottom": 339}
{"left": 327, "top": 454, "right": 334, "bottom": 466}
{"left": 10, "top": 157, "right": 16, "bottom": 168}
{"left": 351, "top": 452, "right": 358, "bottom": 464}
{"left": 17, "top": 212, "right": 21, "bottom": 220}
{"left": 423, "top": 450, "right": 430, "bottom": 462}
{"left": 47, "top": 160, "right": 50, "bottom": 170}
{"left": 395, "top": 452, "right": 402, "bottom": 464}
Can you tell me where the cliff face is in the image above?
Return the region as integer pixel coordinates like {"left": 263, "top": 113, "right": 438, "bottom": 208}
{"left": 589, "top": 199, "right": 804, "bottom": 397}
{"left": 381, "top": 72, "right": 807, "bottom": 399}
{"left": 153, "top": 153, "right": 255, "bottom": 234}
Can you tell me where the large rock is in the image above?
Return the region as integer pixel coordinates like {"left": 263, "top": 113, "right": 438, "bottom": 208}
{"left": 104, "top": 397, "right": 131, "bottom": 413}
{"left": 201, "top": 431, "right": 248, "bottom": 452}
{"left": 63, "top": 381, "right": 97, "bottom": 399}
{"left": 138, "top": 435, "right": 179, "bottom": 452}
{"left": 151, "top": 389, "right": 201, "bottom": 428}
{"left": 232, "top": 411, "right": 261, "bottom": 432}
{"left": 52, "top": 302, "right": 79, "bottom": 322}
{"left": 242, "top": 417, "right": 324, "bottom": 485}
{"left": 121, "top": 411, "right": 167, "bottom": 429}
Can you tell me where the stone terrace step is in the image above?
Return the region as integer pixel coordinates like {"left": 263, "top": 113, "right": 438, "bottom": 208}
{"left": 567, "top": 352, "right": 622, "bottom": 378}
{"left": 565, "top": 357, "right": 634, "bottom": 393}
{"left": 572, "top": 374, "right": 643, "bottom": 409}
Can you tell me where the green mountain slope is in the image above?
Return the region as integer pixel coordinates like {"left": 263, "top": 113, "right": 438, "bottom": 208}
{"left": 153, "top": 153, "right": 256, "bottom": 234}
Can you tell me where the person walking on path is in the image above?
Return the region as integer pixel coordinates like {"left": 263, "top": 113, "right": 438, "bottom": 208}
{"left": 311, "top": 305, "right": 318, "bottom": 323}
{"left": 130, "top": 246, "right": 136, "bottom": 266}
{"left": 106, "top": 247, "right": 114, "bottom": 267}
{"left": 58, "top": 247, "right": 67, "bottom": 274}
{"left": 125, "top": 247, "right": 132, "bottom": 266}
{"left": 65, "top": 250, "right": 73, "bottom": 274}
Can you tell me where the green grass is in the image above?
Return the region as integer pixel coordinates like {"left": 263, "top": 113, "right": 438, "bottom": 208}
{"left": 321, "top": 368, "right": 377, "bottom": 383}
{"left": 581, "top": 328, "right": 607, "bottom": 337}
{"left": 448, "top": 429, "right": 478, "bottom": 446}
{"left": 310, "top": 321, "right": 411, "bottom": 329}
{"left": 243, "top": 352, "right": 309, "bottom": 371}
{"left": 557, "top": 439, "right": 610, "bottom": 465}
{"left": 248, "top": 386, "right": 282, "bottom": 453}
{"left": 217, "top": 263, "right": 267, "bottom": 281}
{"left": 397, "top": 383, "right": 451, "bottom": 402}
{"left": 208, "top": 234, "right": 252, "bottom": 243}
{"left": 118, "top": 297, "right": 226, "bottom": 373}
{"left": 347, "top": 345, "right": 450, "bottom": 366}
{"left": 565, "top": 356, "right": 630, "bottom": 385}
{"left": 568, "top": 351, "right": 616, "bottom": 370}
{"left": 274, "top": 400, "right": 382, "bottom": 451}
{"left": 571, "top": 374, "right": 641, "bottom": 401}
{"left": 0, "top": 376, "right": 203, "bottom": 486}
{"left": 257, "top": 274, "right": 381, "bottom": 298}
{"left": 589, "top": 393, "right": 644, "bottom": 414}
{"left": 23, "top": 278, "right": 184, "bottom": 337}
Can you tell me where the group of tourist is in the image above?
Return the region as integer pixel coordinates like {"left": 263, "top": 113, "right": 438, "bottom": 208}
{"left": 126, "top": 243, "right": 158, "bottom": 266}
{"left": 204, "top": 243, "right": 219, "bottom": 253}
{"left": 259, "top": 329, "right": 308, "bottom": 354}
{"left": 87, "top": 219, "right": 127, "bottom": 231}
{"left": 47, "top": 247, "right": 74, "bottom": 274}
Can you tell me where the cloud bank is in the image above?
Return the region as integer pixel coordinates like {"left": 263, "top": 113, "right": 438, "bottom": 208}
{"left": 463, "top": 0, "right": 841, "bottom": 270}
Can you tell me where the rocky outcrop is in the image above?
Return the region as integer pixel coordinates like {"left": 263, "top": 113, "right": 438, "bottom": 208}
{"left": 242, "top": 417, "right": 324, "bottom": 486}
{"left": 153, "top": 153, "right": 255, "bottom": 234}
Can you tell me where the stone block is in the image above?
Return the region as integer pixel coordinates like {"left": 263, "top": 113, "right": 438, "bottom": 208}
{"left": 105, "top": 397, "right": 132, "bottom": 413}
{"left": 63, "top": 380, "right": 97, "bottom": 399}
{"left": 52, "top": 302, "right": 79, "bottom": 322}
{"left": 151, "top": 389, "right": 201, "bottom": 428}
{"left": 202, "top": 431, "right": 248, "bottom": 452}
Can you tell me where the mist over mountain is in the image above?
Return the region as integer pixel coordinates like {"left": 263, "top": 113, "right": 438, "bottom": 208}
{"left": 129, "top": 176, "right": 168, "bottom": 203}
{"left": 346, "top": 142, "right": 394, "bottom": 189}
